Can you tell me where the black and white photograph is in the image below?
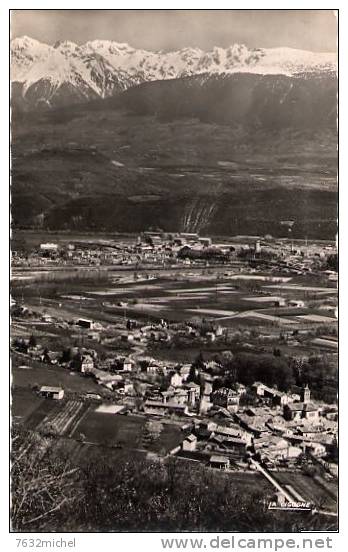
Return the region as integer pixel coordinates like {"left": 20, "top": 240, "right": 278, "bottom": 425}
{"left": 9, "top": 8, "right": 338, "bottom": 534}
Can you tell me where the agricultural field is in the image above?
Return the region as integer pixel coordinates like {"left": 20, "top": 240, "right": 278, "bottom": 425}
{"left": 70, "top": 409, "right": 183, "bottom": 455}
{"left": 11, "top": 263, "right": 337, "bottom": 370}
{"left": 49, "top": 438, "right": 148, "bottom": 467}
{"left": 11, "top": 387, "right": 46, "bottom": 422}
{"left": 273, "top": 471, "right": 337, "bottom": 513}
{"left": 19, "top": 270, "right": 336, "bottom": 329}
{"left": 12, "top": 357, "right": 106, "bottom": 395}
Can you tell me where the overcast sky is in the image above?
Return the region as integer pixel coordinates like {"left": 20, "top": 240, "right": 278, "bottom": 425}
{"left": 11, "top": 10, "right": 337, "bottom": 52}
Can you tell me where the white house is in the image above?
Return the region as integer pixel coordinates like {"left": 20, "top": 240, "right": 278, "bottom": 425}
{"left": 170, "top": 372, "right": 183, "bottom": 388}
{"left": 289, "top": 299, "right": 305, "bottom": 308}
{"left": 80, "top": 355, "right": 94, "bottom": 374}
{"left": 39, "top": 386, "right": 64, "bottom": 400}
{"left": 182, "top": 434, "right": 197, "bottom": 451}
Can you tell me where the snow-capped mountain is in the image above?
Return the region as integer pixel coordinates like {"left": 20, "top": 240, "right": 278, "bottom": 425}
{"left": 11, "top": 35, "right": 337, "bottom": 109}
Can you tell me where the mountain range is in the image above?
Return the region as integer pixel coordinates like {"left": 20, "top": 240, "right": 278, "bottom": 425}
{"left": 11, "top": 37, "right": 338, "bottom": 239}
{"left": 11, "top": 35, "right": 337, "bottom": 109}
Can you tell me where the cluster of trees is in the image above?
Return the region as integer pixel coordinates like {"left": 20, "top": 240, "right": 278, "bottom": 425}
{"left": 230, "top": 278, "right": 263, "bottom": 293}
{"left": 212, "top": 352, "right": 295, "bottom": 392}
{"left": 11, "top": 429, "right": 335, "bottom": 532}
{"left": 189, "top": 350, "right": 337, "bottom": 403}
{"left": 12, "top": 336, "right": 52, "bottom": 360}
{"left": 326, "top": 253, "right": 338, "bottom": 272}
{"left": 177, "top": 246, "right": 229, "bottom": 262}
{"left": 292, "top": 356, "right": 337, "bottom": 404}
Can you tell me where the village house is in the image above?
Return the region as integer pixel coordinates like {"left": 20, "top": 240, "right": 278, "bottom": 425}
{"left": 198, "top": 398, "right": 213, "bottom": 415}
{"left": 143, "top": 400, "right": 188, "bottom": 416}
{"left": 172, "top": 388, "right": 189, "bottom": 405}
{"left": 304, "top": 441, "right": 327, "bottom": 457}
{"left": 286, "top": 433, "right": 334, "bottom": 454}
{"left": 169, "top": 371, "right": 183, "bottom": 388}
{"left": 208, "top": 435, "right": 248, "bottom": 457}
{"left": 115, "top": 380, "right": 135, "bottom": 396}
{"left": 271, "top": 390, "right": 290, "bottom": 406}
{"left": 184, "top": 381, "right": 201, "bottom": 403}
{"left": 159, "top": 389, "right": 174, "bottom": 403}
{"left": 182, "top": 434, "right": 197, "bottom": 452}
{"left": 38, "top": 386, "right": 64, "bottom": 400}
{"left": 194, "top": 421, "right": 217, "bottom": 440}
{"left": 209, "top": 454, "right": 230, "bottom": 470}
{"left": 211, "top": 387, "right": 240, "bottom": 412}
{"left": 179, "top": 363, "right": 193, "bottom": 381}
{"left": 252, "top": 382, "right": 267, "bottom": 396}
{"left": 283, "top": 402, "right": 319, "bottom": 422}
{"left": 204, "top": 360, "right": 223, "bottom": 374}
{"left": 80, "top": 354, "right": 94, "bottom": 374}
{"left": 109, "top": 357, "right": 135, "bottom": 372}
{"left": 214, "top": 424, "right": 252, "bottom": 444}
{"left": 251, "top": 382, "right": 289, "bottom": 406}
{"left": 85, "top": 392, "right": 102, "bottom": 401}
{"left": 234, "top": 383, "right": 247, "bottom": 396}
{"left": 77, "top": 318, "right": 96, "bottom": 330}
{"left": 200, "top": 371, "right": 214, "bottom": 384}
{"left": 43, "top": 350, "right": 61, "bottom": 365}
{"left": 27, "top": 346, "right": 45, "bottom": 360}
{"left": 121, "top": 333, "right": 135, "bottom": 342}
{"left": 288, "top": 299, "right": 305, "bottom": 308}
{"left": 202, "top": 381, "right": 213, "bottom": 401}
{"left": 121, "top": 358, "right": 134, "bottom": 372}
{"left": 234, "top": 412, "right": 270, "bottom": 438}
{"left": 210, "top": 406, "right": 233, "bottom": 421}
{"left": 146, "top": 363, "right": 167, "bottom": 376}
{"left": 254, "top": 435, "right": 302, "bottom": 463}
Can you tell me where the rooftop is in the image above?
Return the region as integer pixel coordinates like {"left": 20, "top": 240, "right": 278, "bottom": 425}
{"left": 286, "top": 402, "right": 317, "bottom": 412}
{"left": 39, "top": 386, "right": 63, "bottom": 393}
{"left": 210, "top": 455, "right": 229, "bottom": 464}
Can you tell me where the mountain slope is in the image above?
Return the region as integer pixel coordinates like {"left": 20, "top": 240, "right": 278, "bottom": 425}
{"left": 10, "top": 38, "right": 337, "bottom": 238}
{"left": 11, "top": 79, "right": 337, "bottom": 239}
{"left": 120, "top": 72, "right": 337, "bottom": 128}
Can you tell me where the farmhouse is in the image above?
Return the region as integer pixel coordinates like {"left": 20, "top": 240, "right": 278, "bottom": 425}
{"left": 252, "top": 382, "right": 289, "bottom": 406}
{"left": 209, "top": 434, "right": 248, "bottom": 457}
{"left": 213, "top": 424, "right": 252, "bottom": 445}
{"left": 209, "top": 454, "right": 230, "bottom": 470}
{"left": 305, "top": 442, "right": 327, "bottom": 457}
{"left": 288, "top": 299, "right": 305, "bottom": 308}
{"left": 169, "top": 372, "right": 183, "bottom": 388}
{"left": 143, "top": 400, "right": 188, "bottom": 416}
{"left": 254, "top": 436, "right": 301, "bottom": 462}
{"left": 184, "top": 381, "right": 201, "bottom": 403}
{"left": 211, "top": 387, "right": 240, "bottom": 411}
{"left": 85, "top": 392, "right": 102, "bottom": 401}
{"left": 202, "top": 381, "right": 213, "bottom": 401}
{"left": 77, "top": 318, "right": 95, "bottom": 329}
{"left": 172, "top": 388, "right": 189, "bottom": 405}
{"left": 252, "top": 382, "right": 267, "bottom": 396}
{"left": 146, "top": 363, "right": 167, "bottom": 376}
{"left": 80, "top": 355, "right": 94, "bottom": 374}
{"left": 40, "top": 243, "right": 58, "bottom": 251}
{"left": 111, "top": 357, "right": 135, "bottom": 372}
{"left": 182, "top": 434, "right": 197, "bottom": 451}
{"left": 234, "top": 412, "right": 270, "bottom": 437}
{"left": 180, "top": 364, "right": 193, "bottom": 381}
{"left": 39, "top": 386, "right": 64, "bottom": 400}
{"left": 283, "top": 402, "right": 319, "bottom": 422}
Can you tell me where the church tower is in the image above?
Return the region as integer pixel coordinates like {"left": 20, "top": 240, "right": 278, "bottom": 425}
{"left": 301, "top": 384, "right": 310, "bottom": 404}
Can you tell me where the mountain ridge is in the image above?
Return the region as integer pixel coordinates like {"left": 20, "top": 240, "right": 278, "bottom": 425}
{"left": 11, "top": 35, "right": 337, "bottom": 109}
